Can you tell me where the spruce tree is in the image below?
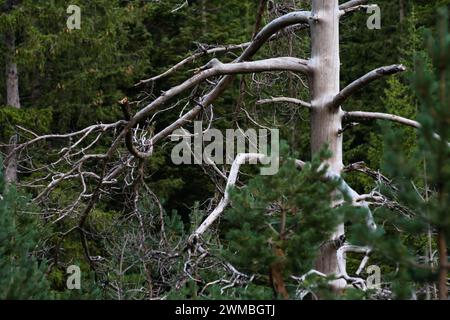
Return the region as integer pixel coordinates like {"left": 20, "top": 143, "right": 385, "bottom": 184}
{"left": 346, "top": 8, "right": 450, "bottom": 300}
{"left": 219, "top": 147, "right": 348, "bottom": 299}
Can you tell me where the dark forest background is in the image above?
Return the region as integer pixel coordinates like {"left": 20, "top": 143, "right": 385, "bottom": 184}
{"left": 1, "top": 0, "right": 449, "bottom": 299}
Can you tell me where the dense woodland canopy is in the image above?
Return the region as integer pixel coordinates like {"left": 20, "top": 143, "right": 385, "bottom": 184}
{"left": 0, "top": 0, "right": 449, "bottom": 300}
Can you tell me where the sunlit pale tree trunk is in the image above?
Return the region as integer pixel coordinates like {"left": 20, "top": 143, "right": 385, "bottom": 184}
{"left": 308, "top": 0, "right": 345, "bottom": 287}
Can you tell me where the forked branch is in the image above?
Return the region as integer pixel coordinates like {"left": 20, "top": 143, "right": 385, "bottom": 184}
{"left": 135, "top": 11, "right": 322, "bottom": 152}
{"left": 124, "top": 57, "right": 310, "bottom": 158}
{"left": 189, "top": 153, "right": 268, "bottom": 243}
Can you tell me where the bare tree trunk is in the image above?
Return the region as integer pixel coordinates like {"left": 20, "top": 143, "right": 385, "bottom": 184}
{"left": 309, "top": 0, "right": 346, "bottom": 290}
{"left": 201, "top": 0, "right": 207, "bottom": 36}
{"left": 399, "top": 0, "right": 405, "bottom": 23}
{"left": 253, "top": 0, "right": 267, "bottom": 38}
{"left": 5, "top": 32, "right": 20, "bottom": 109}
{"left": 438, "top": 230, "right": 448, "bottom": 300}
{"left": 4, "top": 30, "right": 20, "bottom": 183}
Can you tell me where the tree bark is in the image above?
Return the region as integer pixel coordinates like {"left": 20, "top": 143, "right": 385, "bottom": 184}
{"left": 253, "top": 0, "right": 267, "bottom": 38}
{"left": 201, "top": 0, "right": 207, "bottom": 36}
{"left": 438, "top": 230, "right": 448, "bottom": 300}
{"left": 399, "top": 0, "right": 405, "bottom": 23}
{"left": 4, "top": 29, "right": 20, "bottom": 183}
{"left": 309, "top": 0, "right": 346, "bottom": 289}
{"left": 5, "top": 32, "right": 20, "bottom": 109}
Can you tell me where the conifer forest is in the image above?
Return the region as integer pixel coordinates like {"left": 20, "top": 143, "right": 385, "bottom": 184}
{"left": 1, "top": 0, "right": 450, "bottom": 302}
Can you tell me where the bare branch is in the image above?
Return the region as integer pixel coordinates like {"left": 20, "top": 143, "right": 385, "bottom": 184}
{"left": 344, "top": 161, "right": 395, "bottom": 189}
{"left": 336, "top": 244, "right": 372, "bottom": 290}
{"left": 125, "top": 57, "right": 311, "bottom": 159}
{"left": 339, "top": 0, "right": 368, "bottom": 11}
{"left": 295, "top": 159, "right": 306, "bottom": 169}
{"left": 1, "top": 121, "right": 126, "bottom": 151}
{"left": 332, "top": 172, "right": 377, "bottom": 231}
{"left": 344, "top": 111, "right": 420, "bottom": 128}
{"left": 338, "top": 0, "right": 376, "bottom": 18}
{"left": 331, "top": 65, "right": 406, "bottom": 110}
{"left": 256, "top": 96, "right": 312, "bottom": 108}
{"left": 345, "top": 111, "right": 450, "bottom": 147}
{"left": 136, "top": 43, "right": 250, "bottom": 85}
{"left": 186, "top": 157, "right": 308, "bottom": 246}
{"left": 171, "top": 1, "right": 188, "bottom": 13}
{"left": 243, "top": 11, "right": 312, "bottom": 58}
{"left": 126, "top": 11, "right": 314, "bottom": 152}
{"left": 339, "top": 4, "right": 373, "bottom": 17}
{"left": 189, "top": 153, "right": 268, "bottom": 242}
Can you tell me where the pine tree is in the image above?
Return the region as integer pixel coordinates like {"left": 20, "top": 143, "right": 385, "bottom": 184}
{"left": 0, "top": 158, "right": 53, "bottom": 299}
{"left": 218, "top": 146, "right": 348, "bottom": 299}
{"left": 346, "top": 8, "right": 450, "bottom": 299}
{"left": 412, "top": 8, "right": 450, "bottom": 298}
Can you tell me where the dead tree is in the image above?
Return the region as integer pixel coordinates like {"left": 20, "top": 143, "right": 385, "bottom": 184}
{"left": 6, "top": 0, "right": 425, "bottom": 293}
